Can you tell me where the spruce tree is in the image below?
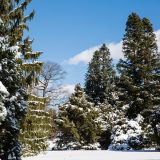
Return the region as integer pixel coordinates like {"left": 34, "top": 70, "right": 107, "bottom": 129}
{"left": 0, "top": 0, "right": 50, "bottom": 158}
{"left": 55, "top": 84, "right": 101, "bottom": 150}
{"left": 19, "top": 40, "right": 52, "bottom": 156}
{"left": 85, "top": 44, "right": 115, "bottom": 105}
{"left": 117, "top": 13, "right": 159, "bottom": 118}
{"left": 117, "top": 13, "right": 160, "bottom": 148}
{"left": 0, "top": 17, "right": 27, "bottom": 159}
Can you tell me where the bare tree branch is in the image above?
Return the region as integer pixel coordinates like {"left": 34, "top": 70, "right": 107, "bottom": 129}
{"left": 33, "top": 61, "right": 66, "bottom": 107}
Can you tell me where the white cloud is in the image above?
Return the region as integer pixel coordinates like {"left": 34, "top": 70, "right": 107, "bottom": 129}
{"left": 107, "top": 41, "right": 123, "bottom": 60}
{"left": 68, "top": 29, "right": 160, "bottom": 65}
{"left": 68, "top": 46, "right": 100, "bottom": 65}
{"left": 68, "top": 42, "right": 123, "bottom": 65}
{"left": 61, "top": 84, "right": 75, "bottom": 95}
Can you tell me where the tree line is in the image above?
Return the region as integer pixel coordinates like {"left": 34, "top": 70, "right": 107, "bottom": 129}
{"left": 55, "top": 13, "right": 160, "bottom": 151}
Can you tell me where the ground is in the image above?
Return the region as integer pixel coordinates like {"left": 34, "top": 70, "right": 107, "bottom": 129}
{"left": 23, "top": 151, "right": 160, "bottom": 160}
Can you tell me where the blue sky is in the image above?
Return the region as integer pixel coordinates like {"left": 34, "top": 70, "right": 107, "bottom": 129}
{"left": 27, "top": 0, "right": 160, "bottom": 93}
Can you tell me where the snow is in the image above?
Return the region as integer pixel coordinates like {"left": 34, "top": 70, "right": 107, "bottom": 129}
{"left": 22, "top": 151, "right": 160, "bottom": 160}
{"left": 0, "top": 81, "right": 9, "bottom": 95}
{"left": 0, "top": 81, "right": 8, "bottom": 123}
{"left": 0, "top": 36, "right": 9, "bottom": 51}
{"left": 109, "top": 117, "right": 144, "bottom": 150}
{"left": 0, "top": 104, "right": 7, "bottom": 123}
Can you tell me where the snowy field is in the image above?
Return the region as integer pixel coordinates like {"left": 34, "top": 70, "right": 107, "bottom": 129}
{"left": 23, "top": 151, "right": 160, "bottom": 160}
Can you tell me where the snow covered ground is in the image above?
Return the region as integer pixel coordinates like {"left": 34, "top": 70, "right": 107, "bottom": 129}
{"left": 23, "top": 151, "right": 160, "bottom": 160}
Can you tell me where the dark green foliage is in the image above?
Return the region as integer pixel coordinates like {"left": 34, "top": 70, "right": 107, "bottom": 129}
{"left": 20, "top": 38, "right": 43, "bottom": 90}
{"left": 84, "top": 44, "right": 116, "bottom": 149}
{"left": 99, "top": 129, "right": 111, "bottom": 150}
{"left": 85, "top": 44, "right": 116, "bottom": 105}
{"left": 56, "top": 84, "right": 102, "bottom": 149}
{"left": 18, "top": 31, "right": 51, "bottom": 157}
{"left": 0, "top": 0, "right": 34, "bottom": 45}
{"left": 116, "top": 12, "right": 160, "bottom": 148}
{"left": 117, "top": 13, "right": 159, "bottom": 119}
{"left": 0, "top": 0, "right": 35, "bottom": 159}
{"left": 0, "top": 20, "right": 27, "bottom": 160}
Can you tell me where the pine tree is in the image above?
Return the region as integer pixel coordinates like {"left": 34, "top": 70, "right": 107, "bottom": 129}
{"left": 84, "top": 44, "right": 116, "bottom": 149}
{"left": 19, "top": 40, "right": 52, "bottom": 156}
{"left": 117, "top": 13, "right": 160, "bottom": 148}
{"left": 0, "top": 0, "right": 34, "bottom": 45}
{"left": 0, "top": 0, "right": 52, "bottom": 158}
{"left": 55, "top": 84, "right": 101, "bottom": 150}
{"left": 0, "top": 17, "right": 27, "bottom": 159}
{"left": 117, "top": 13, "right": 159, "bottom": 118}
{"left": 85, "top": 44, "right": 115, "bottom": 105}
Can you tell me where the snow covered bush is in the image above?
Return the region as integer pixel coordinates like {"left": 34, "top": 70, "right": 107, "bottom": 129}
{"left": 0, "top": 81, "right": 8, "bottom": 124}
{"left": 97, "top": 101, "right": 118, "bottom": 149}
{"left": 109, "top": 115, "right": 144, "bottom": 150}
{"left": 142, "top": 106, "right": 160, "bottom": 150}
{"left": 150, "top": 106, "right": 160, "bottom": 149}
{"left": 55, "top": 84, "right": 102, "bottom": 150}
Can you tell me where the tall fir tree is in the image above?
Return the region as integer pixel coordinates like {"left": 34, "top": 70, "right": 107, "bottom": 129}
{"left": 0, "top": 17, "right": 27, "bottom": 160}
{"left": 55, "top": 84, "right": 101, "bottom": 150}
{"left": 0, "top": 1, "right": 48, "bottom": 159}
{"left": 84, "top": 44, "right": 117, "bottom": 149}
{"left": 117, "top": 13, "right": 159, "bottom": 118}
{"left": 85, "top": 44, "right": 115, "bottom": 104}
{"left": 19, "top": 40, "right": 52, "bottom": 156}
{"left": 85, "top": 44, "right": 115, "bottom": 105}
{"left": 116, "top": 13, "right": 160, "bottom": 148}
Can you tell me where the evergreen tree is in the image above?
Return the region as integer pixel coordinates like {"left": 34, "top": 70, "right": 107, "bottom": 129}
{"left": 117, "top": 12, "right": 159, "bottom": 118}
{"left": 0, "top": 17, "right": 27, "bottom": 159}
{"left": 19, "top": 40, "right": 52, "bottom": 156}
{"left": 0, "top": 0, "right": 34, "bottom": 45}
{"left": 0, "top": 0, "right": 51, "bottom": 158}
{"left": 117, "top": 13, "right": 160, "bottom": 148}
{"left": 85, "top": 44, "right": 116, "bottom": 149}
{"left": 55, "top": 84, "right": 101, "bottom": 150}
{"left": 85, "top": 44, "right": 115, "bottom": 105}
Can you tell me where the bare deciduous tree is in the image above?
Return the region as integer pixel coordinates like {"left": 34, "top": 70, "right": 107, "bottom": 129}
{"left": 34, "top": 61, "right": 66, "bottom": 106}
